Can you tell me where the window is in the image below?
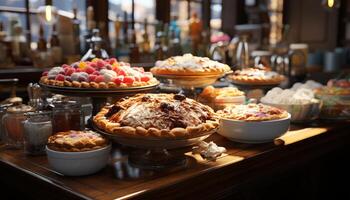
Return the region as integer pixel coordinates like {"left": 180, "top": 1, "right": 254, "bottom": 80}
{"left": 108, "top": 0, "right": 156, "bottom": 49}
{"left": 0, "top": 0, "right": 86, "bottom": 47}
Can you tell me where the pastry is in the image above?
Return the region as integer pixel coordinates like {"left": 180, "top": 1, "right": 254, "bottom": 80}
{"left": 228, "top": 68, "right": 285, "bottom": 85}
{"left": 40, "top": 58, "right": 158, "bottom": 89}
{"left": 150, "top": 53, "right": 231, "bottom": 76}
{"left": 47, "top": 130, "right": 108, "bottom": 152}
{"left": 217, "top": 103, "right": 289, "bottom": 121}
{"left": 93, "top": 93, "right": 219, "bottom": 137}
{"left": 199, "top": 86, "right": 244, "bottom": 102}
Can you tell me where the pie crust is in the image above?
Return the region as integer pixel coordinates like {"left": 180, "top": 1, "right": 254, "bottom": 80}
{"left": 47, "top": 130, "right": 108, "bottom": 152}
{"left": 40, "top": 58, "right": 159, "bottom": 89}
{"left": 228, "top": 68, "right": 285, "bottom": 85}
{"left": 150, "top": 54, "right": 231, "bottom": 76}
{"left": 217, "top": 103, "right": 289, "bottom": 121}
{"left": 93, "top": 93, "right": 219, "bottom": 137}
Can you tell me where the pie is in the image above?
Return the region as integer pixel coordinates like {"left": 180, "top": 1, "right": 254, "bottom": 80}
{"left": 198, "top": 86, "right": 245, "bottom": 102}
{"left": 93, "top": 93, "right": 219, "bottom": 137}
{"left": 217, "top": 103, "right": 289, "bottom": 121}
{"left": 228, "top": 68, "right": 285, "bottom": 85}
{"left": 47, "top": 130, "right": 108, "bottom": 152}
{"left": 150, "top": 53, "right": 231, "bottom": 76}
{"left": 40, "top": 58, "right": 158, "bottom": 89}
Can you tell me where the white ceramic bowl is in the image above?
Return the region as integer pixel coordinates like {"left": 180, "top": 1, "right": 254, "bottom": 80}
{"left": 217, "top": 114, "right": 290, "bottom": 143}
{"left": 46, "top": 144, "right": 111, "bottom": 176}
{"left": 260, "top": 99, "right": 322, "bottom": 122}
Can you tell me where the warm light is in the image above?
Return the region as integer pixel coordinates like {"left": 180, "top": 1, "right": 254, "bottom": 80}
{"left": 327, "top": 0, "right": 334, "bottom": 8}
{"left": 37, "top": 4, "right": 58, "bottom": 25}
{"left": 45, "top": 6, "right": 52, "bottom": 22}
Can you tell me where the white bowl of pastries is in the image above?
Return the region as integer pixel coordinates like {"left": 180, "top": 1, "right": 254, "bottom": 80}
{"left": 260, "top": 81, "right": 323, "bottom": 122}
{"left": 217, "top": 104, "right": 290, "bottom": 143}
{"left": 198, "top": 86, "right": 245, "bottom": 110}
{"left": 46, "top": 130, "right": 111, "bottom": 176}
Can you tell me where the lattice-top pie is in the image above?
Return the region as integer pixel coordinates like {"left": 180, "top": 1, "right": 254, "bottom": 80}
{"left": 40, "top": 58, "right": 158, "bottom": 89}
{"left": 228, "top": 68, "right": 285, "bottom": 85}
{"left": 47, "top": 130, "right": 108, "bottom": 152}
{"left": 217, "top": 103, "right": 289, "bottom": 121}
{"left": 93, "top": 93, "right": 219, "bottom": 137}
{"left": 151, "top": 54, "right": 231, "bottom": 76}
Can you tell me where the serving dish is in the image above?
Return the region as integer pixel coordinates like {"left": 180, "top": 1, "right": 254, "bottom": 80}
{"left": 46, "top": 144, "right": 111, "bottom": 176}
{"left": 260, "top": 99, "right": 322, "bottom": 123}
{"left": 217, "top": 114, "right": 290, "bottom": 143}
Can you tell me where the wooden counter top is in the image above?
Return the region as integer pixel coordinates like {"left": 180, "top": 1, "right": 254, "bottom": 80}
{"left": 0, "top": 121, "right": 349, "bottom": 200}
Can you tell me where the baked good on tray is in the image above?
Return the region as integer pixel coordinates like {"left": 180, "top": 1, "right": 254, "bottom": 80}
{"left": 40, "top": 58, "right": 158, "bottom": 89}
{"left": 150, "top": 53, "right": 231, "bottom": 76}
{"left": 217, "top": 103, "right": 289, "bottom": 121}
{"left": 228, "top": 67, "right": 285, "bottom": 85}
{"left": 47, "top": 130, "right": 108, "bottom": 152}
{"left": 93, "top": 93, "right": 219, "bottom": 137}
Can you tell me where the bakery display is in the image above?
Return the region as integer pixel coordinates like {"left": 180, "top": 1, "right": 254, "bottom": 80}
{"left": 198, "top": 86, "right": 245, "bottom": 110}
{"left": 260, "top": 81, "right": 323, "bottom": 122}
{"left": 217, "top": 104, "right": 290, "bottom": 143}
{"left": 93, "top": 93, "right": 219, "bottom": 138}
{"left": 217, "top": 103, "right": 289, "bottom": 121}
{"left": 228, "top": 67, "right": 285, "bottom": 85}
{"left": 47, "top": 130, "right": 108, "bottom": 152}
{"left": 40, "top": 58, "right": 158, "bottom": 89}
{"left": 315, "top": 86, "right": 350, "bottom": 119}
{"left": 151, "top": 53, "right": 231, "bottom": 76}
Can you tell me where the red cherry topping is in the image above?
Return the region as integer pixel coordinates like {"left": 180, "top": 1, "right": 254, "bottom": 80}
{"left": 95, "top": 75, "right": 105, "bottom": 83}
{"left": 123, "top": 76, "right": 134, "bottom": 84}
{"left": 55, "top": 74, "right": 65, "bottom": 81}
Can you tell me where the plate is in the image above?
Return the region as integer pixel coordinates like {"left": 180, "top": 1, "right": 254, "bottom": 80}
{"left": 92, "top": 123, "right": 216, "bottom": 149}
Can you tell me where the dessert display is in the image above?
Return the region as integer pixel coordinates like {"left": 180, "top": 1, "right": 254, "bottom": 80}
{"left": 47, "top": 130, "right": 108, "bottom": 152}
{"left": 260, "top": 81, "right": 323, "bottom": 122}
{"left": 151, "top": 53, "right": 231, "bottom": 76}
{"left": 46, "top": 130, "right": 111, "bottom": 176}
{"left": 217, "top": 103, "right": 289, "bottom": 121}
{"left": 40, "top": 58, "right": 158, "bottom": 89}
{"left": 216, "top": 104, "right": 290, "bottom": 143}
{"left": 93, "top": 93, "right": 219, "bottom": 138}
{"left": 228, "top": 67, "right": 285, "bottom": 85}
{"left": 315, "top": 86, "right": 350, "bottom": 119}
{"left": 198, "top": 86, "right": 245, "bottom": 110}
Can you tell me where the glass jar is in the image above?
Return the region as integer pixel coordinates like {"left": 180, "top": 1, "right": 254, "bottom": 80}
{"left": 23, "top": 111, "right": 52, "bottom": 155}
{"left": 52, "top": 101, "right": 84, "bottom": 133}
{"left": 2, "top": 104, "right": 34, "bottom": 148}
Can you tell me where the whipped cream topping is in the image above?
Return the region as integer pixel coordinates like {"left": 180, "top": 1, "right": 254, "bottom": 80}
{"left": 155, "top": 53, "right": 229, "bottom": 71}
{"left": 192, "top": 141, "right": 226, "bottom": 160}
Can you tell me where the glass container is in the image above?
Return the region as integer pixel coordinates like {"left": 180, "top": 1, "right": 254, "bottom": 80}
{"left": 2, "top": 104, "right": 34, "bottom": 148}
{"left": 51, "top": 101, "right": 84, "bottom": 133}
{"left": 23, "top": 111, "right": 52, "bottom": 155}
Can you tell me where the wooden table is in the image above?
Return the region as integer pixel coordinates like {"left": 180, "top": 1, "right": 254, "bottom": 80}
{"left": 0, "top": 121, "right": 350, "bottom": 200}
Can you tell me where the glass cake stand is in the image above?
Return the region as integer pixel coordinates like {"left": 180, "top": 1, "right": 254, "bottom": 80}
{"left": 92, "top": 123, "right": 216, "bottom": 169}
{"left": 39, "top": 82, "right": 159, "bottom": 115}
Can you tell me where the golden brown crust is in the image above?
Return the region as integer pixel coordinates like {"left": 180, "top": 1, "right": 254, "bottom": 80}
{"left": 47, "top": 130, "right": 108, "bottom": 152}
{"left": 40, "top": 76, "right": 159, "bottom": 89}
{"left": 150, "top": 54, "right": 231, "bottom": 76}
{"left": 228, "top": 68, "right": 285, "bottom": 85}
{"left": 93, "top": 93, "right": 219, "bottom": 138}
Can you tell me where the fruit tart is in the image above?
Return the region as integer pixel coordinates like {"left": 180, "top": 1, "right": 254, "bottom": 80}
{"left": 93, "top": 93, "right": 219, "bottom": 138}
{"left": 228, "top": 67, "right": 285, "bottom": 85}
{"left": 40, "top": 58, "right": 158, "bottom": 89}
{"left": 150, "top": 53, "right": 231, "bottom": 76}
{"left": 217, "top": 103, "right": 289, "bottom": 121}
{"left": 47, "top": 130, "right": 108, "bottom": 152}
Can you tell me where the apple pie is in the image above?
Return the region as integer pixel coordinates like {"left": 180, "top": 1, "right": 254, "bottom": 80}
{"left": 228, "top": 68, "right": 285, "bottom": 85}
{"left": 217, "top": 103, "right": 289, "bottom": 121}
{"left": 150, "top": 54, "right": 231, "bottom": 76}
{"left": 93, "top": 93, "right": 219, "bottom": 137}
{"left": 47, "top": 130, "right": 108, "bottom": 152}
